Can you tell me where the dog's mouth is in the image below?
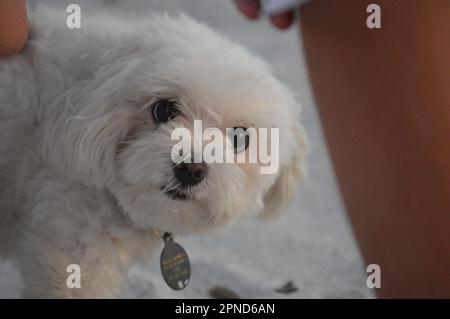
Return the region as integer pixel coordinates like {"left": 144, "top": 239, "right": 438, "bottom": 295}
{"left": 160, "top": 186, "right": 191, "bottom": 201}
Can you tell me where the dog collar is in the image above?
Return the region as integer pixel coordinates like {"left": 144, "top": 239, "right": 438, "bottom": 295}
{"left": 153, "top": 229, "right": 191, "bottom": 290}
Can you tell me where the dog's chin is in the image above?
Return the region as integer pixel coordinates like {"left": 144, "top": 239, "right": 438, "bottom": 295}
{"left": 110, "top": 181, "right": 259, "bottom": 236}
{"left": 159, "top": 186, "right": 191, "bottom": 201}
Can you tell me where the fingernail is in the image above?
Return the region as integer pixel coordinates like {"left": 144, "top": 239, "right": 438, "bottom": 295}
{"left": 235, "top": 0, "right": 261, "bottom": 19}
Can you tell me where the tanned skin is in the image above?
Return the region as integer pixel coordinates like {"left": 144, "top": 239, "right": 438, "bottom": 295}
{"left": 235, "top": 0, "right": 450, "bottom": 298}
{"left": 0, "top": 0, "right": 28, "bottom": 57}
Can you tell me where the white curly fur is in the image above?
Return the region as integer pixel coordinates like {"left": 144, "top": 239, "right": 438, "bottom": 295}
{"left": 0, "top": 6, "right": 307, "bottom": 298}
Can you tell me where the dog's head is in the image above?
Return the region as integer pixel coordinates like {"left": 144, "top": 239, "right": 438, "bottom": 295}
{"left": 55, "top": 15, "right": 307, "bottom": 234}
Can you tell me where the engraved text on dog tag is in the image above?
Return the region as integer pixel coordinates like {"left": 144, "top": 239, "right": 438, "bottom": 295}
{"left": 160, "top": 232, "right": 190, "bottom": 290}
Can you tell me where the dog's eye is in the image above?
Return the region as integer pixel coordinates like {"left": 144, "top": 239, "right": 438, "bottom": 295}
{"left": 152, "top": 100, "right": 180, "bottom": 123}
{"left": 232, "top": 127, "right": 249, "bottom": 153}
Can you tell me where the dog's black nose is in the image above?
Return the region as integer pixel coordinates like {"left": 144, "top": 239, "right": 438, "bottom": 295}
{"left": 173, "top": 162, "right": 207, "bottom": 186}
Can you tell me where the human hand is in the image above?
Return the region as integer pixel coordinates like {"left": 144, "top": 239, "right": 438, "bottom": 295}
{"left": 0, "top": 0, "right": 28, "bottom": 57}
{"left": 233, "top": 0, "right": 296, "bottom": 29}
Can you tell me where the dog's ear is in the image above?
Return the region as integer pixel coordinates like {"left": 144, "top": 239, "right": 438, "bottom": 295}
{"left": 259, "top": 125, "right": 308, "bottom": 219}
{"left": 50, "top": 55, "right": 137, "bottom": 188}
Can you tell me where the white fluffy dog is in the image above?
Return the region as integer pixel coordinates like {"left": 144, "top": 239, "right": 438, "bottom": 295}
{"left": 0, "top": 6, "right": 307, "bottom": 298}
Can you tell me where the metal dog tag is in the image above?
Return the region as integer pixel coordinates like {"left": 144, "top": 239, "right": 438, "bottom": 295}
{"left": 160, "top": 232, "right": 190, "bottom": 290}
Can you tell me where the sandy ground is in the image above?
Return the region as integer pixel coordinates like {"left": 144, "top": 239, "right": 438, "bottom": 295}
{"left": 0, "top": 0, "right": 374, "bottom": 298}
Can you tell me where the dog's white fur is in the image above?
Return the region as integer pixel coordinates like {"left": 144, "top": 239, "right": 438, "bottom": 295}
{"left": 0, "top": 7, "right": 307, "bottom": 298}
